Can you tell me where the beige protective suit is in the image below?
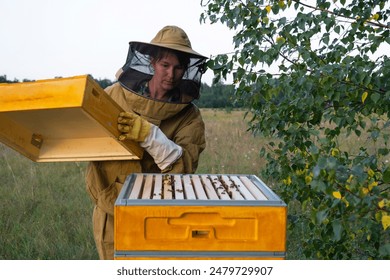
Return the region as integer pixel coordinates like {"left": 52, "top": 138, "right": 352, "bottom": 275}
{"left": 85, "top": 83, "right": 206, "bottom": 259}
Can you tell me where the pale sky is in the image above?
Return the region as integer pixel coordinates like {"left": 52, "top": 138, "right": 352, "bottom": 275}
{"left": 0, "top": 0, "right": 236, "bottom": 85}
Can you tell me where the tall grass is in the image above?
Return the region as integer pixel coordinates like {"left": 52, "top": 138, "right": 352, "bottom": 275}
{"left": 0, "top": 109, "right": 276, "bottom": 259}
{"left": 197, "top": 109, "right": 269, "bottom": 175}
{"left": 0, "top": 145, "right": 97, "bottom": 259}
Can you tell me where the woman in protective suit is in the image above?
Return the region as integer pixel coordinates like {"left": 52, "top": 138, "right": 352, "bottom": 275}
{"left": 85, "top": 26, "right": 208, "bottom": 259}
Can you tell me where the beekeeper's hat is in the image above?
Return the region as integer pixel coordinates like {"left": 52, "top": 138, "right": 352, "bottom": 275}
{"left": 132, "top": 25, "right": 207, "bottom": 59}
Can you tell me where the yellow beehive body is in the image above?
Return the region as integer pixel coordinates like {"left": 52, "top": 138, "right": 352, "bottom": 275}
{"left": 0, "top": 75, "right": 143, "bottom": 161}
{"left": 114, "top": 174, "right": 287, "bottom": 259}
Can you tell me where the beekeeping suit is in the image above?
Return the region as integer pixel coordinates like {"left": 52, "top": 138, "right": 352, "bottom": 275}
{"left": 85, "top": 26, "right": 207, "bottom": 259}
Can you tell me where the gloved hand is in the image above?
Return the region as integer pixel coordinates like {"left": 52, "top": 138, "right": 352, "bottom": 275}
{"left": 117, "top": 111, "right": 151, "bottom": 142}
{"left": 117, "top": 111, "right": 183, "bottom": 171}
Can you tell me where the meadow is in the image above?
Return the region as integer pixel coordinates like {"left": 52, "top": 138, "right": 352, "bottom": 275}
{"left": 1, "top": 109, "right": 279, "bottom": 259}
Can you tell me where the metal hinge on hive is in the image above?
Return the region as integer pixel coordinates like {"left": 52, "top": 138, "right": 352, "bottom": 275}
{"left": 31, "top": 133, "right": 43, "bottom": 149}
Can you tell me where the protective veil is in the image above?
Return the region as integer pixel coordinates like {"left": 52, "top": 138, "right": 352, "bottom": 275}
{"left": 116, "top": 25, "right": 207, "bottom": 102}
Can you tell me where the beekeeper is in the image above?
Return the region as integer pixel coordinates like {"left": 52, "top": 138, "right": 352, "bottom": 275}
{"left": 85, "top": 26, "right": 208, "bottom": 259}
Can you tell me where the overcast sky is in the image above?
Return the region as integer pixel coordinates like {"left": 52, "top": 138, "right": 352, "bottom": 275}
{"left": 0, "top": 0, "right": 235, "bottom": 84}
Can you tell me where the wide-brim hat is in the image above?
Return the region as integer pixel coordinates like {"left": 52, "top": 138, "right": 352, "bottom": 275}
{"left": 130, "top": 25, "right": 207, "bottom": 59}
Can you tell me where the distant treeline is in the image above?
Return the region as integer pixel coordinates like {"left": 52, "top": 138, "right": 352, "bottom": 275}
{"left": 0, "top": 75, "right": 241, "bottom": 109}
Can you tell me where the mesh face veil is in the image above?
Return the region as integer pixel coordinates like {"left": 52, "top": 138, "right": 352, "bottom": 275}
{"left": 116, "top": 26, "right": 207, "bottom": 103}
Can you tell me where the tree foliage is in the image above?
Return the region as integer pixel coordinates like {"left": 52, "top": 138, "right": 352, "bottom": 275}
{"left": 195, "top": 82, "right": 240, "bottom": 108}
{"left": 201, "top": 0, "right": 390, "bottom": 259}
{"left": 0, "top": 75, "right": 34, "bottom": 83}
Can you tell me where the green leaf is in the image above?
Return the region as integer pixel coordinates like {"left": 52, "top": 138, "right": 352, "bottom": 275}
{"left": 272, "top": 4, "right": 280, "bottom": 14}
{"left": 332, "top": 220, "right": 343, "bottom": 241}
{"left": 322, "top": 33, "right": 330, "bottom": 45}
{"left": 260, "top": 147, "right": 266, "bottom": 157}
{"left": 316, "top": 210, "right": 328, "bottom": 224}
{"left": 379, "top": 243, "right": 390, "bottom": 257}
{"left": 334, "top": 25, "right": 341, "bottom": 34}
{"left": 383, "top": 167, "right": 390, "bottom": 183}
{"left": 370, "top": 93, "right": 381, "bottom": 104}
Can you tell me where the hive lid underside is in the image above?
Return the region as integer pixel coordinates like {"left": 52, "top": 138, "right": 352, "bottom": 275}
{"left": 0, "top": 106, "right": 141, "bottom": 162}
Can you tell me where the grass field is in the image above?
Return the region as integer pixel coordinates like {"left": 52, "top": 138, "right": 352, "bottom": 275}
{"left": 0, "top": 109, "right": 279, "bottom": 259}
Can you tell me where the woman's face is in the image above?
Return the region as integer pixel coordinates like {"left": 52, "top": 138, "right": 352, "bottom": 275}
{"left": 150, "top": 52, "right": 185, "bottom": 99}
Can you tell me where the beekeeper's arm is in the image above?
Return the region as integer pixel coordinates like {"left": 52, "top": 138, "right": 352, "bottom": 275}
{"left": 118, "top": 111, "right": 182, "bottom": 172}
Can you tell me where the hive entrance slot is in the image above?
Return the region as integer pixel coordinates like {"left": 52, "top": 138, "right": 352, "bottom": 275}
{"left": 192, "top": 230, "right": 210, "bottom": 238}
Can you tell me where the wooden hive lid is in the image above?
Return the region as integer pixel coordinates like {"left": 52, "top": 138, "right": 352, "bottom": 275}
{"left": 0, "top": 75, "right": 143, "bottom": 162}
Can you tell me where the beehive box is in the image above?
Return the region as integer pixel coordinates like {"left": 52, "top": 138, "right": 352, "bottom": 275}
{"left": 0, "top": 75, "right": 143, "bottom": 162}
{"left": 114, "top": 173, "right": 287, "bottom": 259}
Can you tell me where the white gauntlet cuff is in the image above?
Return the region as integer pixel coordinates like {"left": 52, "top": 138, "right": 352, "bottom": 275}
{"left": 139, "top": 125, "right": 183, "bottom": 170}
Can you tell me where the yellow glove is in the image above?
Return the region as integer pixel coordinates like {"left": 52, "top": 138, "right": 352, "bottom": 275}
{"left": 118, "top": 111, "right": 183, "bottom": 171}
{"left": 117, "top": 111, "right": 151, "bottom": 142}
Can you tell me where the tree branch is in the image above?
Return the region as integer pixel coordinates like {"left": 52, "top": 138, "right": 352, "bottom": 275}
{"left": 292, "top": 0, "right": 390, "bottom": 29}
